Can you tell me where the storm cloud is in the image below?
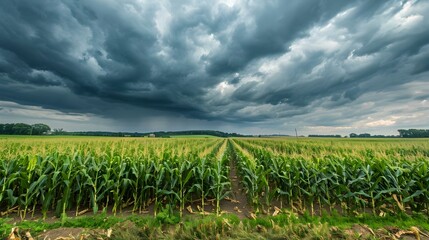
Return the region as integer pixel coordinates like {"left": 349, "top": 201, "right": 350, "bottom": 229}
{"left": 0, "top": 0, "right": 428, "bottom": 134}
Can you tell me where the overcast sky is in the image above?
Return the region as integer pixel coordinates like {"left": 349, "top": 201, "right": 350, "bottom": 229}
{"left": 1, "top": 0, "right": 428, "bottom": 135}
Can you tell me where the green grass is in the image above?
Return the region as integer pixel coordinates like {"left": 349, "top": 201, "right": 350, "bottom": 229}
{"left": 1, "top": 212, "right": 428, "bottom": 239}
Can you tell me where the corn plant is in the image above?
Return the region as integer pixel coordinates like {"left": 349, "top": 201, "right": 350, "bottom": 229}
{"left": 232, "top": 138, "right": 429, "bottom": 216}
{"left": 0, "top": 160, "right": 20, "bottom": 211}
{"left": 177, "top": 157, "right": 195, "bottom": 218}
{"left": 193, "top": 157, "right": 211, "bottom": 214}
{"left": 211, "top": 149, "right": 230, "bottom": 216}
{"left": 1, "top": 136, "right": 428, "bottom": 220}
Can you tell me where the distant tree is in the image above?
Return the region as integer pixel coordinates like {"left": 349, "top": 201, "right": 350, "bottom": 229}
{"left": 53, "top": 128, "right": 66, "bottom": 135}
{"left": 31, "top": 123, "right": 51, "bottom": 135}
{"left": 358, "top": 133, "right": 371, "bottom": 138}
{"left": 0, "top": 123, "right": 52, "bottom": 135}
{"left": 350, "top": 133, "right": 357, "bottom": 138}
{"left": 308, "top": 135, "right": 341, "bottom": 138}
{"left": 398, "top": 129, "right": 429, "bottom": 138}
{"left": 12, "top": 123, "right": 32, "bottom": 135}
{"left": 2, "top": 123, "right": 14, "bottom": 134}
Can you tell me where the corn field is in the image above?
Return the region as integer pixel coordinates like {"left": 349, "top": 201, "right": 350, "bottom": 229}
{"left": 0, "top": 137, "right": 230, "bottom": 219}
{"left": 0, "top": 136, "right": 428, "bottom": 220}
{"left": 231, "top": 138, "right": 429, "bottom": 216}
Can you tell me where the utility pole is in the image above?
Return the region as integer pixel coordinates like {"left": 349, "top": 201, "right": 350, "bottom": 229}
{"left": 295, "top": 128, "right": 298, "bottom": 138}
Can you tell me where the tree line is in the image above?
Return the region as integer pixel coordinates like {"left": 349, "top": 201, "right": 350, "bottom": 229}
{"left": 0, "top": 123, "right": 244, "bottom": 138}
{"left": 348, "top": 133, "right": 399, "bottom": 138}
{"left": 398, "top": 129, "right": 429, "bottom": 138}
{"left": 308, "top": 135, "right": 342, "bottom": 138}
{"left": 1, "top": 122, "right": 428, "bottom": 138}
{"left": 63, "top": 130, "right": 245, "bottom": 138}
{"left": 0, "top": 123, "right": 51, "bottom": 135}
{"left": 349, "top": 129, "right": 429, "bottom": 138}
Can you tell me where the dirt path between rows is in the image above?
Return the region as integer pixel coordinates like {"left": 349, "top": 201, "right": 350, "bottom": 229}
{"left": 218, "top": 140, "right": 251, "bottom": 219}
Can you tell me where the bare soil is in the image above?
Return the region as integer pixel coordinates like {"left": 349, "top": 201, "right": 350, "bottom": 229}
{"left": 218, "top": 158, "right": 250, "bottom": 219}
{"left": 36, "top": 227, "right": 87, "bottom": 240}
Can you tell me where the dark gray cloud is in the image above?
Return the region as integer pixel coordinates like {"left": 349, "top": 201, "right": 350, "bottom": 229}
{"left": 1, "top": 0, "right": 428, "bottom": 134}
{"left": 206, "top": 0, "right": 351, "bottom": 76}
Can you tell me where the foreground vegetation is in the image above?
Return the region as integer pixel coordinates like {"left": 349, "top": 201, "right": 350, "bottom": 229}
{"left": 1, "top": 137, "right": 229, "bottom": 220}
{"left": 232, "top": 138, "right": 429, "bottom": 216}
{"left": 1, "top": 136, "right": 429, "bottom": 238}
{"left": 2, "top": 211, "right": 429, "bottom": 239}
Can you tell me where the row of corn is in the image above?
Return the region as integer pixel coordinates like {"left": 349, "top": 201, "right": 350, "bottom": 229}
{"left": 231, "top": 138, "right": 429, "bottom": 215}
{"left": 0, "top": 138, "right": 230, "bottom": 220}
